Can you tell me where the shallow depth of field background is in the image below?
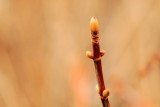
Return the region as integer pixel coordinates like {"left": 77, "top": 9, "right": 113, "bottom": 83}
{"left": 0, "top": 0, "right": 160, "bottom": 107}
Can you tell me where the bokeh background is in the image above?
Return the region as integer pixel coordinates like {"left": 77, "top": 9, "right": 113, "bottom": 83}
{"left": 0, "top": 0, "right": 160, "bottom": 107}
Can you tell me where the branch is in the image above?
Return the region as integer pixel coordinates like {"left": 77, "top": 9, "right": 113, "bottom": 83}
{"left": 86, "top": 17, "right": 110, "bottom": 107}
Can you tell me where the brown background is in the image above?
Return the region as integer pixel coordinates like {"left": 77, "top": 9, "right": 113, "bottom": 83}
{"left": 0, "top": 0, "right": 159, "bottom": 107}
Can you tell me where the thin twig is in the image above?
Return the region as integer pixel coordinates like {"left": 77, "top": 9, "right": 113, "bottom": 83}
{"left": 86, "top": 17, "right": 110, "bottom": 107}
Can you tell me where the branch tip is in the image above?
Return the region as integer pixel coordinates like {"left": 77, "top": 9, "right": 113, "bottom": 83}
{"left": 90, "top": 16, "right": 99, "bottom": 35}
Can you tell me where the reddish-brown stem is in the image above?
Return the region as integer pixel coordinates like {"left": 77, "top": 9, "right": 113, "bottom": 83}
{"left": 87, "top": 17, "right": 110, "bottom": 107}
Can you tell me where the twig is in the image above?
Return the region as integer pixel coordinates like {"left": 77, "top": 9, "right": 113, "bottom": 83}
{"left": 139, "top": 53, "right": 160, "bottom": 77}
{"left": 86, "top": 17, "right": 110, "bottom": 107}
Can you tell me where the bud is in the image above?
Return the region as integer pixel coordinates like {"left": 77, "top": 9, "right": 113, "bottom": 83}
{"left": 100, "top": 50, "right": 105, "bottom": 57}
{"left": 90, "top": 17, "right": 99, "bottom": 35}
{"left": 102, "top": 89, "right": 110, "bottom": 98}
{"left": 96, "top": 84, "right": 100, "bottom": 94}
{"left": 86, "top": 51, "right": 94, "bottom": 59}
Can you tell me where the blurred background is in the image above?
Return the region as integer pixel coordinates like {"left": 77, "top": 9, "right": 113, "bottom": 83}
{"left": 0, "top": 0, "right": 160, "bottom": 107}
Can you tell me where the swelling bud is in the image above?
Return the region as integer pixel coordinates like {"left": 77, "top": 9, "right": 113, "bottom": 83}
{"left": 90, "top": 17, "right": 99, "bottom": 35}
